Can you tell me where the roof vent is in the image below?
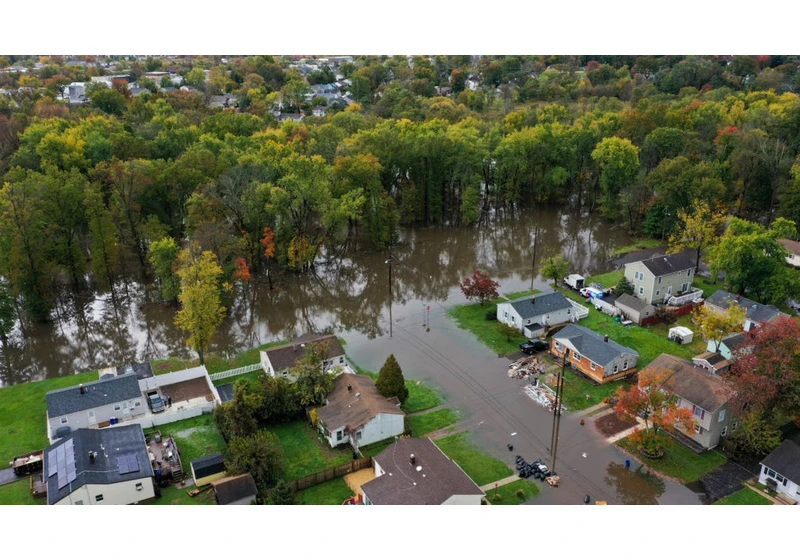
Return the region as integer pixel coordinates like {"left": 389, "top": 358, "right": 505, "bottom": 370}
{"left": 347, "top": 384, "right": 352, "bottom": 392}
{"left": 531, "top": 297, "right": 535, "bottom": 304}
{"left": 79, "top": 384, "right": 85, "bottom": 395}
{"left": 410, "top": 454, "right": 416, "bottom": 465}
{"left": 354, "top": 392, "right": 361, "bottom": 399}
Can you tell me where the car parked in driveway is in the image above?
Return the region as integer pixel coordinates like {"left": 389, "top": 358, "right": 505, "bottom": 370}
{"left": 520, "top": 339, "right": 549, "bottom": 354}
{"left": 147, "top": 391, "right": 166, "bottom": 413}
{"left": 580, "top": 287, "right": 605, "bottom": 299}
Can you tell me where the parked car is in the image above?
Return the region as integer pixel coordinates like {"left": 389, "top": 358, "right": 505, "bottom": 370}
{"left": 579, "top": 287, "right": 604, "bottom": 299}
{"left": 147, "top": 391, "right": 166, "bottom": 413}
{"left": 520, "top": 339, "right": 549, "bottom": 354}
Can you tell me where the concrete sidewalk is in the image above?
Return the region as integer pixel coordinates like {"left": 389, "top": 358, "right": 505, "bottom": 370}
{"left": 480, "top": 474, "right": 522, "bottom": 492}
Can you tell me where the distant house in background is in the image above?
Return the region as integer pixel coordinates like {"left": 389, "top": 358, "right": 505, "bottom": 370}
{"left": 212, "top": 474, "right": 258, "bottom": 505}
{"left": 191, "top": 454, "right": 227, "bottom": 487}
{"left": 360, "top": 438, "right": 484, "bottom": 505}
{"left": 623, "top": 252, "right": 695, "bottom": 305}
{"left": 316, "top": 373, "right": 405, "bottom": 450}
{"left": 758, "top": 440, "right": 800, "bottom": 504}
{"left": 260, "top": 334, "right": 348, "bottom": 380}
{"left": 778, "top": 239, "right": 800, "bottom": 268}
{"left": 62, "top": 82, "right": 88, "bottom": 104}
{"left": 208, "top": 94, "right": 239, "bottom": 109}
{"left": 496, "top": 292, "right": 586, "bottom": 338}
{"left": 645, "top": 354, "right": 736, "bottom": 452}
{"left": 43, "top": 425, "right": 155, "bottom": 505}
{"left": 704, "top": 290, "right": 788, "bottom": 332}
{"left": 550, "top": 324, "right": 638, "bottom": 383}
{"left": 46, "top": 374, "right": 145, "bottom": 442}
{"left": 614, "top": 293, "right": 656, "bottom": 325}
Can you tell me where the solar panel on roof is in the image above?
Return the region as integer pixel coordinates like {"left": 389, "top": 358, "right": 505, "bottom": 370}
{"left": 117, "top": 454, "right": 139, "bottom": 475}
{"left": 47, "top": 450, "right": 57, "bottom": 477}
{"left": 66, "top": 464, "right": 76, "bottom": 484}
{"left": 57, "top": 471, "right": 67, "bottom": 490}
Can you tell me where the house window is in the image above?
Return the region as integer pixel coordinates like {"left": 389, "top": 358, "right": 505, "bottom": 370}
{"left": 336, "top": 430, "right": 343, "bottom": 441}
{"left": 721, "top": 426, "right": 728, "bottom": 437}
{"left": 60, "top": 417, "right": 68, "bottom": 424}
{"left": 590, "top": 362, "right": 596, "bottom": 371}
{"left": 504, "top": 311, "right": 508, "bottom": 318}
{"left": 656, "top": 290, "right": 660, "bottom": 296}
{"left": 356, "top": 431, "right": 362, "bottom": 440}
{"left": 95, "top": 494, "right": 104, "bottom": 503}
{"left": 692, "top": 405, "right": 705, "bottom": 420}
{"left": 135, "top": 482, "right": 143, "bottom": 491}
{"left": 74, "top": 500, "right": 83, "bottom": 505}
{"left": 526, "top": 319, "right": 531, "bottom": 325}
{"left": 694, "top": 426, "right": 704, "bottom": 435}
{"left": 339, "top": 357, "right": 344, "bottom": 364}
{"left": 134, "top": 401, "right": 141, "bottom": 407}
{"left": 623, "top": 361, "right": 628, "bottom": 370}
{"left": 676, "top": 398, "right": 681, "bottom": 407}
{"left": 688, "top": 269, "right": 692, "bottom": 276}
{"left": 776, "top": 474, "right": 786, "bottom": 485}
{"left": 613, "top": 365, "right": 619, "bottom": 374}
{"left": 567, "top": 309, "right": 570, "bottom": 314}
{"left": 639, "top": 287, "right": 644, "bottom": 295}
{"left": 114, "top": 405, "right": 121, "bottom": 411}
{"left": 681, "top": 282, "right": 689, "bottom": 292}
{"left": 573, "top": 352, "right": 582, "bottom": 362}
{"left": 719, "top": 409, "right": 726, "bottom": 422}
{"left": 658, "top": 276, "right": 662, "bottom": 285}
{"left": 555, "top": 342, "right": 563, "bottom": 352}
{"left": 732, "top": 421, "right": 738, "bottom": 432}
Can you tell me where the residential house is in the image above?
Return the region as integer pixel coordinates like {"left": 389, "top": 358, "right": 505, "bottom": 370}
{"left": 550, "top": 324, "right": 639, "bottom": 384}
{"left": 623, "top": 251, "right": 696, "bottom": 305}
{"left": 277, "top": 113, "right": 305, "bottom": 123}
{"left": 496, "top": 292, "right": 585, "bottom": 338}
{"left": 191, "top": 454, "right": 227, "bottom": 487}
{"left": 137, "top": 365, "right": 221, "bottom": 426}
{"left": 360, "top": 438, "right": 484, "bottom": 505}
{"left": 46, "top": 374, "right": 145, "bottom": 442}
{"left": 778, "top": 238, "right": 800, "bottom": 268}
{"left": 465, "top": 75, "right": 481, "bottom": 91}
{"left": 212, "top": 474, "right": 258, "bottom": 505}
{"left": 260, "top": 333, "right": 347, "bottom": 380}
{"left": 691, "top": 352, "right": 732, "bottom": 376}
{"left": 312, "top": 105, "right": 327, "bottom": 118}
{"left": 62, "top": 82, "right": 88, "bottom": 104}
{"left": 707, "top": 333, "right": 748, "bottom": 360}
{"left": 43, "top": 425, "right": 155, "bottom": 505}
{"left": 316, "top": 373, "right": 405, "bottom": 449}
{"left": 758, "top": 440, "right": 800, "bottom": 504}
{"left": 208, "top": 94, "right": 239, "bottom": 109}
{"left": 704, "top": 290, "right": 788, "bottom": 332}
{"left": 646, "top": 354, "right": 735, "bottom": 451}
{"left": 613, "top": 293, "right": 656, "bottom": 325}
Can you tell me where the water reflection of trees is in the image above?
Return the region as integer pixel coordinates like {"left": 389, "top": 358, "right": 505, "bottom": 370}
{"left": 604, "top": 461, "right": 666, "bottom": 505}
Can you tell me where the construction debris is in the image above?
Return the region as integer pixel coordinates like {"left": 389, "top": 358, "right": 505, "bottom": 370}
{"left": 524, "top": 383, "right": 568, "bottom": 413}
{"left": 508, "top": 356, "right": 548, "bottom": 379}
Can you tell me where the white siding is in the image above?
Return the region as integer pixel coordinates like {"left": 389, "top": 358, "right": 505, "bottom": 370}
{"left": 758, "top": 467, "right": 800, "bottom": 501}
{"left": 55, "top": 477, "right": 155, "bottom": 505}
{"left": 324, "top": 413, "right": 405, "bottom": 448}
{"left": 441, "top": 494, "right": 483, "bottom": 505}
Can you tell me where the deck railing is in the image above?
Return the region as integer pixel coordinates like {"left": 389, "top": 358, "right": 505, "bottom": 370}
{"left": 208, "top": 362, "right": 262, "bottom": 381}
{"left": 666, "top": 288, "right": 704, "bottom": 307}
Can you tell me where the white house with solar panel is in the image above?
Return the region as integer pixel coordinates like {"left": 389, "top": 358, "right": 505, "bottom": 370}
{"left": 43, "top": 425, "right": 155, "bottom": 505}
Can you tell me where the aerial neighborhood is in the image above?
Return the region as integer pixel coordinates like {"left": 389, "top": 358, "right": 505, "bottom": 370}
{"left": 1, "top": 54, "right": 800, "bottom": 508}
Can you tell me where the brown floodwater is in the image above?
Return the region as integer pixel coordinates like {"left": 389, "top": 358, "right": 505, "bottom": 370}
{"left": 0, "top": 206, "right": 633, "bottom": 387}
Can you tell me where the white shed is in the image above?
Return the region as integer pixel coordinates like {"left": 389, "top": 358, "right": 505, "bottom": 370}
{"left": 668, "top": 326, "right": 693, "bottom": 345}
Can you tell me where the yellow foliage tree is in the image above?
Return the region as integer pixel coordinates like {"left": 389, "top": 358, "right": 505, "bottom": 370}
{"left": 174, "top": 245, "right": 226, "bottom": 365}
{"left": 692, "top": 300, "right": 747, "bottom": 353}
{"left": 668, "top": 200, "right": 727, "bottom": 273}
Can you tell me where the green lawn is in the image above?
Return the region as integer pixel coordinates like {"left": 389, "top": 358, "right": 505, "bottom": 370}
{"left": 152, "top": 339, "right": 290, "bottom": 375}
{"left": 447, "top": 297, "right": 529, "bottom": 356}
{"left": 155, "top": 414, "right": 228, "bottom": 467}
{"left": 149, "top": 481, "right": 216, "bottom": 505}
{"left": 504, "top": 289, "right": 541, "bottom": 301}
{"left": 0, "top": 479, "right": 45, "bottom": 505}
{"left": 264, "top": 421, "right": 353, "bottom": 481}
{"left": 587, "top": 270, "right": 625, "bottom": 289}
{"left": 557, "top": 287, "right": 699, "bottom": 367}
{"left": 296, "top": 477, "right": 353, "bottom": 505}
{"left": 693, "top": 276, "right": 723, "bottom": 298}
{"left": 403, "top": 380, "right": 444, "bottom": 413}
{"left": 484, "top": 479, "right": 540, "bottom": 505}
{"left": 408, "top": 408, "right": 461, "bottom": 437}
{"left": 358, "top": 437, "right": 397, "bottom": 458}
{"left": 0, "top": 370, "right": 98, "bottom": 463}
{"left": 610, "top": 238, "right": 664, "bottom": 257}
{"left": 557, "top": 369, "right": 630, "bottom": 412}
{"left": 616, "top": 435, "right": 727, "bottom": 483}
{"left": 647, "top": 313, "right": 708, "bottom": 356}
{"left": 433, "top": 432, "right": 513, "bottom": 486}
{"left": 714, "top": 486, "right": 773, "bottom": 505}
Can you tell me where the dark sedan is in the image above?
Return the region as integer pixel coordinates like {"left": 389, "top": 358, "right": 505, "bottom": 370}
{"left": 519, "top": 339, "right": 549, "bottom": 354}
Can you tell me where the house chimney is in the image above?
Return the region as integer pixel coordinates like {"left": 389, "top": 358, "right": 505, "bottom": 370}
{"left": 735, "top": 295, "right": 740, "bottom": 302}
{"left": 603, "top": 335, "right": 609, "bottom": 343}
{"left": 410, "top": 454, "right": 416, "bottom": 465}
{"left": 531, "top": 296, "right": 535, "bottom": 304}
{"left": 347, "top": 384, "right": 352, "bottom": 392}
{"left": 79, "top": 384, "right": 85, "bottom": 395}
{"left": 88, "top": 451, "right": 95, "bottom": 464}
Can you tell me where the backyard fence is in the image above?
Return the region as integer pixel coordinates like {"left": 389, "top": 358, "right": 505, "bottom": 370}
{"left": 209, "top": 363, "right": 262, "bottom": 381}
{"left": 287, "top": 457, "right": 373, "bottom": 493}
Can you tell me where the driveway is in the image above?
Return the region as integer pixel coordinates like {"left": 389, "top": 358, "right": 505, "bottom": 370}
{"left": 343, "top": 303, "right": 703, "bottom": 505}
{"left": 0, "top": 467, "right": 22, "bottom": 487}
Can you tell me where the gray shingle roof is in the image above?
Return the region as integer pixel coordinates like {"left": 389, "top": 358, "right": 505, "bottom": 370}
{"left": 706, "top": 290, "right": 785, "bottom": 324}
{"left": 43, "top": 425, "right": 153, "bottom": 505}
{"left": 212, "top": 474, "right": 258, "bottom": 505}
{"left": 615, "top": 293, "right": 651, "bottom": 312}
{"left": 46, "top": 374, "right": 142, "bottom": 418}
{"left": 317, "top": 374, "right": 404, "bottom": 431}
{"left": 265, "top": 334, "right": 345, "bottom": 373}
{"left": 634, "top": 251, "right": 695, "bottom": 276}
{"left": 761, "top": 440, "right": 800, "bottom": 483}
{"left": 647, "top": 354, "right": 734, "bottom": 413}
{"left": 552, "top": 324, "right": 638, "bottom": 366}
{"left": 720, "top": 333, "right": 747, "bottom": 352}
{"left": 361, "top": 438, "right": 484, "bottom": 505}
{"left": 507, "top": 291, "right": 572, "bottom": 320}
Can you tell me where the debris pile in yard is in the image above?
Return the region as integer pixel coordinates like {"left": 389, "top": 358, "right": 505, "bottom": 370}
{"left": 515, "top": 455, "right": 552, "bottom": 480}
{"left": 524, "top": 382, "right": 568, "bottom": 413}
{"left": 508, "top": 356, "right": 548, "bottom": 379}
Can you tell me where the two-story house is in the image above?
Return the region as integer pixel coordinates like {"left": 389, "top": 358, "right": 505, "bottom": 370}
{"left": 623, "top": 252, "right": 696, "bottom": 305}
{"left": 704, "top": 290, "right": 789, "bottom": 332}
{"left": 646, "top": 354, "right": 736, "bottom": 451}
{"left": 550, "top": 324, "right": 639, "bottom": 384}
{"left": 46, "top": 374, "right": 145, "bottom": 443}
{"left": 496, "top": 292, "right": 586, "bottom": 338}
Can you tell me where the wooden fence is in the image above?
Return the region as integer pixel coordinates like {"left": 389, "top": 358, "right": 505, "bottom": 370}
{"left": 288, "top": 456, "right": 373, "bottom": 493}
{"left": 208, "top": 363, "right": 262, "bottom": 381}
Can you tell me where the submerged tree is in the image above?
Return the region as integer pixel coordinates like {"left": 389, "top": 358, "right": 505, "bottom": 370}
{"left": 540, "top": 254, "right": 569, "bottom": 287}
{"left": 459, "top": 269, "right": 500, "bottom": 306}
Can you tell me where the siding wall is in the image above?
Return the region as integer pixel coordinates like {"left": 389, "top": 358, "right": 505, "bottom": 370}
{"left": 55, "top": 477, "right": 155, "bottom": 505}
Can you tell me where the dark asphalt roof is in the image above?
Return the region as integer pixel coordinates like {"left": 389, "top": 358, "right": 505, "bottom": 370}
{"left": 46, "top": 373, "right": 142, "bottom": 418}
{"left": 212, "top": 474, "right": 258, "bottom": 505}
{"left": 635, "top": 251, "right": 695, "bottom": 276}
{"left": 317, "top": 374, "right": 404, "bottom": 431}
{"left": 43, "top": 425, "right": 152, "bottom": 505}
{"left": 216, "top": 383, "right": 234, "bottom": 403}
{"left": 646, "top": 354, "right": 734, "bottom": 413}
{"left": 614, "top": 293, "right": 651, "bottom": 312}
{"left": 361, "top": 438, "right": 484, "bottom": 505}
{"left": 265, "top": 334, "right": 345, "bottom": 372}
{"left": 191, "top": 454, "right": 226, "bottom": 479}
{"left": 706, "top": 290, "right": 784, "bottom": 324}
{"left": 506, "top": 291, "right": 572, "bottom": 320}
{"left": 761, "top": 440, "right": 800, "bottom": 483}
{"left": 720, "top": 333, "right": 747, "bottom": 352}
{"left": 552, "top": 324, "right": 638, "bottom": 366}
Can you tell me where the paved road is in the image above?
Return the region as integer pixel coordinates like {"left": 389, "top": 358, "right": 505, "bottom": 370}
{"left": 344, "top": 301, "right": 703, "bottom": 505}
{"left": 0, "top": 467, "right": 22, "bottom": 487}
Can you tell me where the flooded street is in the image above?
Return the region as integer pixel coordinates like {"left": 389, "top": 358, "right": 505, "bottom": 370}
{"left": 0, "top": 206, "right": 631, "bottom": 386}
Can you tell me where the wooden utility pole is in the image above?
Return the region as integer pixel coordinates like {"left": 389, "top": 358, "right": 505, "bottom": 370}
{"left": 531, "top": 225, "right": 540, "bottom": 291}
{"left": 386, "top": 250, "right": 393, "bottom": 338}
{"left": 549, "top": 350, "right": 567, "bottom": 474}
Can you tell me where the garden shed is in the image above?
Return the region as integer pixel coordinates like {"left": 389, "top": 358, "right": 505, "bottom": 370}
{"left": 668, "top": 326, "right": 694, "bottom": 345}
{"left": 190, "top": 453, "right": 228, "bottom": 487}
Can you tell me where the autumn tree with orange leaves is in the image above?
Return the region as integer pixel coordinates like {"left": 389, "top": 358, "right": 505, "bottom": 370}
{"left": 614, "top": 368, "right": 696, "bottom": 457}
